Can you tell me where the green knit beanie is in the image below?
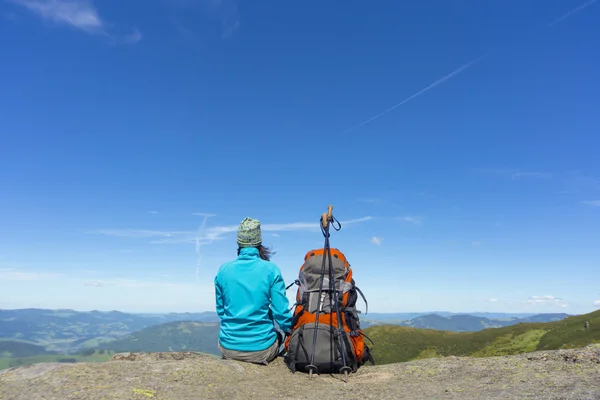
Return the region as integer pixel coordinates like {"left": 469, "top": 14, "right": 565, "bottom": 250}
{"left": 236, "top": 217, "right": 262, "bottom": 248}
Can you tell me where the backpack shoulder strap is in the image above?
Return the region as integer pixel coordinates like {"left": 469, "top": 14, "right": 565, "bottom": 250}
{"left": 354, "top": 285, "right": 369, "bottom": 315}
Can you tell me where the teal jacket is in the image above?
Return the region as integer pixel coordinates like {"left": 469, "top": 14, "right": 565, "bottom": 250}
{"left": 214, "top": 247, "right": 293, "bottom": 352}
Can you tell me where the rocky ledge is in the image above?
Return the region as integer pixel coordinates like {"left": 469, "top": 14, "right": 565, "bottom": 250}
{"left": 1, "top": 345, "right": 599, "bottom": 399}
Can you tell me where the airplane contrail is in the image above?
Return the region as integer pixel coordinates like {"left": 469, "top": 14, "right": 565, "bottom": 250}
{"left": 344, "top": 55, "right": 487, "bottom": 133}
{"left": 194, "top": 213, "right": 214, "bottom": 284}
{"left": 548, "top": 0, "right": 598, "bottom": 27}
{"left": 345, "top": 0, "right": 598, "bottom": 132}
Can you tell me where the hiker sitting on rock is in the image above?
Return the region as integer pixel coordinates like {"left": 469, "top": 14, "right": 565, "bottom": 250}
{"left": 214, "top": 217, "right": 293, "bottom": 365}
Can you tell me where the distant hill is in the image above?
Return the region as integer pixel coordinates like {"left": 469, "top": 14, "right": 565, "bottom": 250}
{"left": 403, "top": 313, "right": 496, "bottom": 331}
{"left": 0, "top": 340, "right": 53, "bottom": 358}
{"left": 516, "top": 313, "right": 570, "bottom": 323}
{"left": 364, "top": 311, "right": 540, "bottom": 321}
{"left": 363, "top": 309, "right": 599, "bottom": 365}
{"left": 0, "top": 308, "right": 220, "bottom": 353}
{"left": 98, "top": 321, "right": 221, "bottom": 355}
{"left": 393, "top": 313, "right": 570, "bottom": 332}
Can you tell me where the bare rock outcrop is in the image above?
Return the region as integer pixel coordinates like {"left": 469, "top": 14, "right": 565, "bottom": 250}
{"left": 1, "top": 344, "right": 599, "bottom": 399}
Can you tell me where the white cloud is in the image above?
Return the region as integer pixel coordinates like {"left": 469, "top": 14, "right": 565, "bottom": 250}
{"left": 193, "top": 213, "right": 217, "bottom": 217}
{"left": 92, "top": 216, "right": 373, "bottom": 245}
{"left": 593, "top": 300, "right": 600, "bottom": 306}
{"left": 10, "top": 0, "right": 104, "bottom": 33}
{"left": 272, "top": 233, "right": 280, "bottom": 237}
{"left": 370, "top": 236, "right": 382, "bottom": 246}
{"left": 581, "top": 200, "right": 600, "bottom": 207}
{"left": 472, "top": 241, "right": 481, "bottom": 245}
{"left": 148, "top": 210, "right": 159, "bottom": 214}
{"left": 488, "top": 298, "right": 499, "bottom": 302}
{"left": 400, "top": 216, "right": 421, "bottom": 226}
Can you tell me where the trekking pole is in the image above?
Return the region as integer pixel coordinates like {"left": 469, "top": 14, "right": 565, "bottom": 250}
{"left": 306, "top": 206, "right": 334, "bottom": 378}
{"left": 306, "top": 206, "right": 351, "bottom": 381}
{"left": 306, "top": 209, "right": 329, "bottom": 378}
{"left": 323, "top": 208, "right": 352, "bottom": 382}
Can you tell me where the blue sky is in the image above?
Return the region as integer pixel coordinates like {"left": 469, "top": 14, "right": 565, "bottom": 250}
{"left": 1, "top": 0, "right": 599, "bottom": 315}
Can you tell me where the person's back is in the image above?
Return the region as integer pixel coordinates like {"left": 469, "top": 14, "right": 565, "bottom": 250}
{"left": 214, "top": 217, "right": 292, "bottom": 365}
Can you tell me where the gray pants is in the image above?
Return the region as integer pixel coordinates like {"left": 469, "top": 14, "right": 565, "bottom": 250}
{"left": 218, "top": 335, "right": 282, "bottom": 365}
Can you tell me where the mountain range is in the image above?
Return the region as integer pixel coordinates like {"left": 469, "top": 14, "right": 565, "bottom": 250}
{"left": 0, "top": 308, "right": 596, "bottom": 372}
{"left": 0, "top": 308, "right": 571, "bottom": 355}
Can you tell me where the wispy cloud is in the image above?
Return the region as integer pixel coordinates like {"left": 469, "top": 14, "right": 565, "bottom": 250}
{"left": 476, "top": 168, "right": 552, "bottom": 181}
{"left": 400, "top": 216, "right": 421, "bottom": 226}
{"left": 581, "top": 200, "right": 600, "bottom": 207}
{"left": 217, "top": 0, "right": 240, "bottom": 39}
{"left": 92, "top": 229, "right": 192, "bottom": 239}
{"left": 123, "top": 28, "right": 143, "bottom": 44}
{"left": 272, "top": 233, "right": 280, "bottom": 237}
{"left": 84, "top": 280, "right": 114, "bottom": 287}
{"left": 488, "top": 298, "right": 499, "bottom": 302}
{"left": 83, "top": 278, "right": 198, "bottom": 289}
{"left": 0, "top": 269, "right": 60, "bottom": 281}
{"left": 370, "top": 236, "right": 382, "bottom": 246}
{"left": 527, "top": 295, "right": 568, "bottom": 308}
{"left": 528, "top": 295, "right": 562, "bottom": 303}
{"left": 9, "top": 0, "right": 142, "bottom": 43}
{"left": 148, "top": 210, "right": 159, "bottom": 215}
{"left": 168, "top": 0, "right": 240, "bottom": 40}
{"left": 594, "top": 300, "right": 600, "bottom": 306}
{"left": 193, "top": 212, "right": 217, "bottom": 217}
{"left": 92, "top": 216, "right": 373, "bottom": 245}
{"left": 356, "top": 198, "right": 381, "bottom": 204}
{"left": 562, "top": 172, "right": 600, "bottom": 194}
{"left": 511, "top": 172, "right": 552, "bottom": 180}
{"left": 5, "top": 11, "right": 20, "bottom": 21}
{"left": 10, "top": 0, "right": 104, "bottom": 33}
{"left": 472, "top": 241, "right": 481, "bottom": 246}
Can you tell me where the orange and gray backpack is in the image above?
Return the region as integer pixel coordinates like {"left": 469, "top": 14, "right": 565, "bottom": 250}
{"left": 283, "top": 247, "right": 374, "bottom": 375}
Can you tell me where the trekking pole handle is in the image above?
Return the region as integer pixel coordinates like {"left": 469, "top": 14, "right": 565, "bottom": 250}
{"left": 321, "top": 205, "right": 334, "bottom": 228}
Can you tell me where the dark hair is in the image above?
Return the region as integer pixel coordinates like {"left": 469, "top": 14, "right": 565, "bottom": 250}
{"left": 237, "top": 245, "right": 275, "bottom": 261}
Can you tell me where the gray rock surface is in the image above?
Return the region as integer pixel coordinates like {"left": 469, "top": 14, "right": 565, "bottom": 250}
{"left": 1, "top": 345, "right": 599, "bottom": 399}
